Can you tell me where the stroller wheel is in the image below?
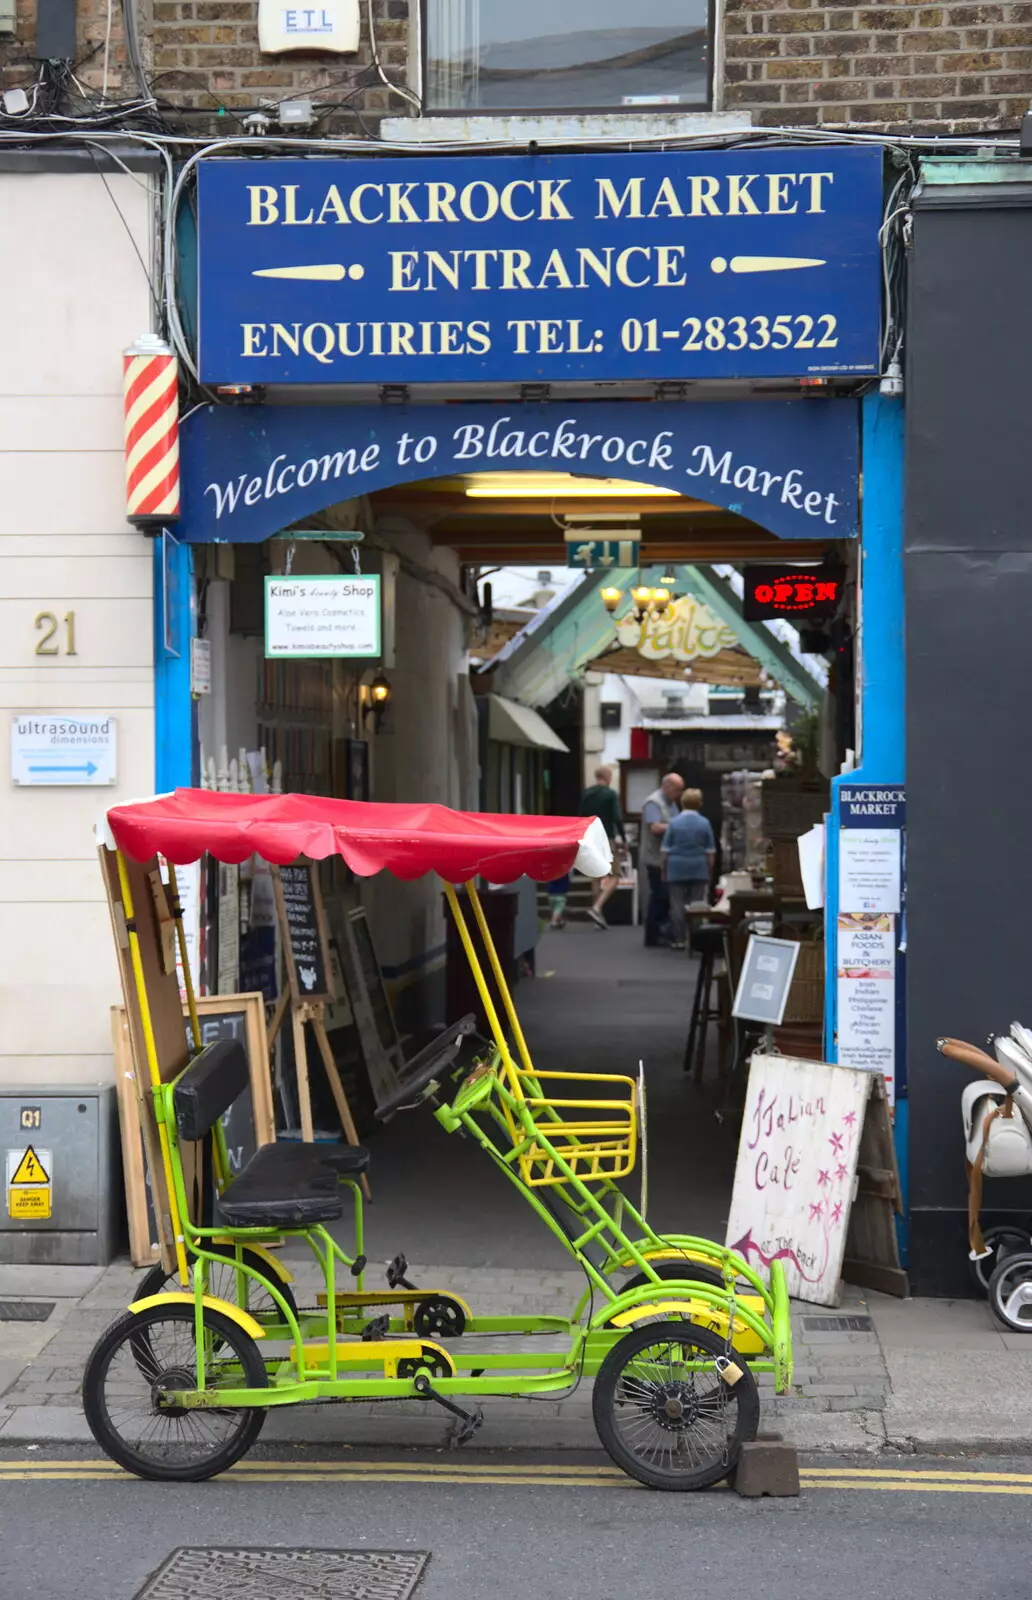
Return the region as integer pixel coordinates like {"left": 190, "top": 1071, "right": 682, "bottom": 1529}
{"left": 969, "top": 1226, "right": 1032, "bottom": 1296}
{"left": 988, "top": 1251, "right": 1032, "bottom": 1332}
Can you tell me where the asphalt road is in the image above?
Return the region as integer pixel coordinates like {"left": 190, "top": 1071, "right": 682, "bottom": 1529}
{"left": 1, "top": 1445, "right": 1031, "bottom": 1600}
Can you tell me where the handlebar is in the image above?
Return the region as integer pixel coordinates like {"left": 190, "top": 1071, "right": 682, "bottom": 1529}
{"left": 937, "top": 1035, "right": 1019, "bottom": 1091}
{"left": 374, "top": 1013, "right": 477, "bottom": 1121}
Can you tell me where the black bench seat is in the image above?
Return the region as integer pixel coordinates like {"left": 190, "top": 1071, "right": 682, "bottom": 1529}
{"left": 218, "top": 1143, "right": 346, "bottom": 1227}
{"left": 172, "top": 1038, "right": 370, "bottom": 1230}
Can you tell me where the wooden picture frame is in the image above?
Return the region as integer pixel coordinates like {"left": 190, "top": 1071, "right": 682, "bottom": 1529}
{"left": 189, "top": 994, "right": 276, "bottom": 1170}
{"left": 111, "top": 1006, "right": 160, "bottom": 1267}
{"left": 111, "top": 993, "right": 276, "bottom": 1267}
{"left": 100, "top": 845, "right": 193, "bottom": 1273}
{"left": 337, "top": 907, "right": 402, "bottom": 1109}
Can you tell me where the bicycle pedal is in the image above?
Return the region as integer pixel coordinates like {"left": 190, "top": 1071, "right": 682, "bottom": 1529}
{"left": 361, "top": 1314, "right": 390, "bottom": 1341}
{"left": 448, "top": 1405, "right": 484, "bottom": 1448}
{"left": 386, "top": 1252, "right": 417, "bottom": 1290}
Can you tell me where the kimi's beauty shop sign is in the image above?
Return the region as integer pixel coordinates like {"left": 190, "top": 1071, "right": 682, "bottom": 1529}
{"left": 196, "top": 148, "right": 884, "bottom": 384}
{"left": 178, "top": 399, "right": 860, "bottom": 544}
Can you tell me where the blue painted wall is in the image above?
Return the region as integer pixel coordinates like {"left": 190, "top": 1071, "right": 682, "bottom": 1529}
{"left": 153, "top": 534, "right": 196, "bottom": 791}
{"left": 823, "top": 392, "right": 906, "bottom": 1241}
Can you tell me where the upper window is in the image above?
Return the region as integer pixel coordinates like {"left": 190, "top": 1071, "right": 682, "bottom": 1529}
{"left": 426, "top": 0, "right": 710, "bottom": 113}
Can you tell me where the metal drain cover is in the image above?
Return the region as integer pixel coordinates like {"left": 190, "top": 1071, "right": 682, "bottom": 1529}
{"left": 0, "top": 1301, "right": 54, "bottom": 1322}
{"left": 801, "top": 1314, "right": 874, "bottom": 1333}
{"left": 135, "top": 1548, "right": 430, "bottom": 1600}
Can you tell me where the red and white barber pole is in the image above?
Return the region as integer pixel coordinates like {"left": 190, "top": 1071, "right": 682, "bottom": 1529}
{"left": 123, "top": 333, "right": 180, "bottom": 525}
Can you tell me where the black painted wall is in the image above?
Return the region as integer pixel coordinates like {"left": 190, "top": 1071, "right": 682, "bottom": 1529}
{"left": 906, "top": 187, "right": 1032, "bottom": 1294}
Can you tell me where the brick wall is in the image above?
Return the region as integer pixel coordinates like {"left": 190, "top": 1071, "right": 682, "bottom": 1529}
{"left": 1, "top": 0, "right": 413, "bottom": 129}
{"left": 723, "top": 0, "right": 1032, "bottom": 132}
{"left": 2, "top": 0, "right": 1029, "bottom": 134}
{"left": 151, "top": 0, "right": 411, "bottom": 125}
{"left": 2, "top": 0, "right": 131, "bottom": 94}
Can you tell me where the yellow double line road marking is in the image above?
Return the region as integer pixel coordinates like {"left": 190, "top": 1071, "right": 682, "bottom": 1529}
{"left": 0, "top": 1459, "right": 630, "bottom": 1488}
{"left": 4, "top": 1459, "right": 1032, "bottom": 1493}
{"left": 801, "top": 1466, "right": 1032, "bottom": 1496}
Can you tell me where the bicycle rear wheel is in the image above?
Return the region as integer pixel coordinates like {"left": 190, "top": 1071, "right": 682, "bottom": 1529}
{"left": 593, "top": 1319, "right": 759, "bottom": 1491}
{"left": 83, "top": 1303, "right": 267, "bottom": 1481}
{"left": 137, "top": 1249, "right": 299, "bottom": 1326}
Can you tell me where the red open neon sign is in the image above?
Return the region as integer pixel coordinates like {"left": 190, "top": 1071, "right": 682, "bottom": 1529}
{"left": 742, "top": 565, "right": 842, "bottom": 622}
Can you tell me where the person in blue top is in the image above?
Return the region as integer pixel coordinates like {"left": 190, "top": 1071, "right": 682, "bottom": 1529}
{"left": 661, "top": 788, "right": 716, "bottom": 951}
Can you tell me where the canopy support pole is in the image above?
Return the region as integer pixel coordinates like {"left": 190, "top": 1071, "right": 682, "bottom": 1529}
{"left": 465, "top": 882, "right": 536, "bottom": 1080}
{"left": 442, "top": 880, "right": 517, "bottom": 1077}
{"left": 167, "top": 861, "right": 202, "bottom": 1053}
{"left": 115, "top": 850, "right": 190, "bottom": 1286}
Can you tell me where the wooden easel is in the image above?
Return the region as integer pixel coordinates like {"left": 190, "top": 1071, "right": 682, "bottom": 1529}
{"left": 269, "top": 862, "right": 371, "bottom": 1200}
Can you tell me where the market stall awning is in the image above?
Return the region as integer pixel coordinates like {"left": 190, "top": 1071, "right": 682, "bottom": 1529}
{"left": 487, "top": 695, "right": 568, "bottom": 753}
{"left": 98, "top": 790, "right": 609, "bottom": 884}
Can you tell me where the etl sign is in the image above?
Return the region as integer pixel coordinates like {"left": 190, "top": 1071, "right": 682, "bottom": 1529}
{"left": 257, "top": 0, "right": 359, "bottom": 51}
{"left": 10, "top": 713, "right": 118, "bottom": 786}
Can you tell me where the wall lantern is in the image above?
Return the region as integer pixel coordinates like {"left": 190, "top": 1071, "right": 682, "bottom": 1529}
{"left": 363, "top": 671, "right": 392, "bottom": 731}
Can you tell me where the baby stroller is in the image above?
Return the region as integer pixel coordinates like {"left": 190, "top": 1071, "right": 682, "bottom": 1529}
{"left": 939, "top": 1027, "right": 1032, "bottom": 1329}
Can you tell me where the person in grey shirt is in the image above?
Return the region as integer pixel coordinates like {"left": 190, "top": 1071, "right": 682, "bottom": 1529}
{"left": 640, "top": 772, "right": 684, "bottom": 947}
{"left": 662, "top": 788, "right": 716, "bottom": 950}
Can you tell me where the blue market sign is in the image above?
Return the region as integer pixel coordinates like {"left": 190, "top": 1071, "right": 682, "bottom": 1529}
{"left": 196, "top": 149, "right": 883, "bottom": 385}
{"left": 178, "top": 398, "right": 859, "bottom": 544}
{"left": 839, "top": 784, "right": 906, "bottom": 827}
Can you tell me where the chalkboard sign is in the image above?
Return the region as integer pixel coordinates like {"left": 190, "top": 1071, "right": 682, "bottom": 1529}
{"left": 274, "top": 862, "right": 332, "bottom": 1002}
{"left": 186, "top": 1009, "right": 251, "bottom": 1175}
{"left": 188, "top": 994, "right": 276, "bottom": 1173}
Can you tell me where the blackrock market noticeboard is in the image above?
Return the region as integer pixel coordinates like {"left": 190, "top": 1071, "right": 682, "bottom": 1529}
{"left": 196, "top": 148, "right": 884, "bottom": 385}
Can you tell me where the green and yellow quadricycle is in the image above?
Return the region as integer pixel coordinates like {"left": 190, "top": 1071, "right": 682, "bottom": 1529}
{"left": 86, "top": 789, "right": 792, "bottom": 1491}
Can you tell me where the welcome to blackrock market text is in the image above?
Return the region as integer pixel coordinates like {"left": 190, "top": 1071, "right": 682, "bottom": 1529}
{"left": 204, "top": 415, "right": 841, "bottom": 528}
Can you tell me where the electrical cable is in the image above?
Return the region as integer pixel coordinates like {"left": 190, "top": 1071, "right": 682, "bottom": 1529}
{"left": 365, "top": 0, "right": 422, "bottom": 113}
{"left": 85, "top": 141, "right": 163, "bottom": 320}
{"left": 101, "top": 0, "right": 114, "bottom": 100}
{"left": 120, "top": 0, "right": 154, "bottom": 104}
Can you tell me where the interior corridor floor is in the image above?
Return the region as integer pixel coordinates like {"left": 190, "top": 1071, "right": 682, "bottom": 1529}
{"left": 341, "top": 921, "right": 740, "bottom": 1270}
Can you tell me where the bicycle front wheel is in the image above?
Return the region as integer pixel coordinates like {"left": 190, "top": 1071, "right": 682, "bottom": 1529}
{"left": 83, "top": 1303, "right": 268, "bottom": 1481}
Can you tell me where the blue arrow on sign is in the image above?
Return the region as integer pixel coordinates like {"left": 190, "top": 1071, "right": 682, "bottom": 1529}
{"left": 29, "top": 762, "right": 98, "bottom": 776}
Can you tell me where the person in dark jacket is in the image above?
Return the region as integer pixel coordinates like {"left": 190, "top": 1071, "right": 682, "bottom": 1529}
{"left": 579, "top": 765, "right": 627, "bottom": 929}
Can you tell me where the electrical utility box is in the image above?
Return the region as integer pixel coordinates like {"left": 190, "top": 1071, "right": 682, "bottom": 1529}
{"left": 0, "top": 1086, "right": 119, "bottom": 1265}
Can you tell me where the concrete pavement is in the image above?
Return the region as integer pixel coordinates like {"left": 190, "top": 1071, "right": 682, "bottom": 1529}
{"left": 0, "top": 1256, "right": 1030, "bottom": 1456}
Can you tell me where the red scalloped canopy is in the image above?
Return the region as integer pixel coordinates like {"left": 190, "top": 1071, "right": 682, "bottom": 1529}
{"left": 103, "top": 789, "right": 602, "bottom": 884}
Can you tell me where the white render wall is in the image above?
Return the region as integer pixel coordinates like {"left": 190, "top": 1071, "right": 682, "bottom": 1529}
{"left": 0, "top": 168, "right": 156, "bottom": 1088}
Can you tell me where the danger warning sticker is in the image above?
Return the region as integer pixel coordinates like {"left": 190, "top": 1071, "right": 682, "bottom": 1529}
{"left": 8, "top": 1187, "right": 51, "bottom": 1220}
{"left": 8, "top": 1146, "right": 50, "bottom": 1186}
